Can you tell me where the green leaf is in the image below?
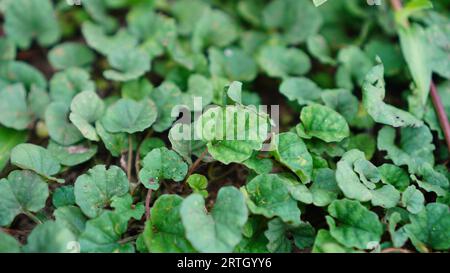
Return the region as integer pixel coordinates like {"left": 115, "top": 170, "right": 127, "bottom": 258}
{"left": 404, "top": 203, "right": 450, "bottom": 251}
{"left": 74, "top": 165, "right": 129, "bottom": 218}
{"left": 47, "top": 141, "right": 97, "bottom": 167}
{"left": 0, "top": 232, "right": 21, "bottom": 253}
{"left": 307, "top": 34, "right": 335, "bottom": 65}
{"left": 0, "top": 61, "right": 47, "bottom": 90}
{"left": 379, "top": 164, "right": 410, "bottom": 192}
{"left": 48, "top": 42, "right": 95, "bottom": 70}
{"left": 23, "top": 221, "right": 76, "bottom": 253}
{"left": 347, "top": 133, "right": 376, "bottom": 160}
{"left": 28, "top": 85, "right": 50, "bottom": 120}
{"left": 209, "top": 47, "right": 258, "bottom": 82}
{"left": 326, "top": 199, "right": 384, "bottom": 249}
{"left": 187, "top": 174, "right": 208, "bottom": 198}
{"left": 312, "top": 229, "right": 357, "bottom": 253}
{"left": 143, "top": 194, "right": 195, "bottom": 253}
{"left": 149, "top": 82, "right": 183, "bottom": 132}
{"left": 364, "top": 39, "right": 404, "bottom": 76}
{"left": 388, "top": 212, "right": 409, "bottom": 248}
{"left": 234, "top": 216, "right": 269, "bottom": 253}
{"left": 82, "top": 22, "right": 137, "bottom": 56}
{"left": 79, "top": 211, "right": 134, "bottom": 253}
{"left": 258, "top": 45, "right": 311, "bottom": 78}
{"left": 45, "top": 102, "right": 84, "bottom": 146}
{"left": 139, "top": 147, "right": 188, "bottom": 190}
{"left": 0, "top": 126, "right": 27, "bottom": 172}
{"left": 195, "top": 105, "right": 269, "bottom": 164}
{"left": 262, "top": 0, "right": 322, "bottom": 45}
{"left": 335, "top": 150, "right": 380, "bottom": 202}
{"left": 121, "top": 78, "right": 154, "bottom": 101}
{"left": 0, "top": 84, "right": 32, "bottom": 130}
{"left": 321, "top": 89, "right": 359, "bottom": 125}
{"left": 52, "top": 186, "right": 76, "bottom": 208}
{"left": 265, "top": 218, "right": 315, "bottom": 253}
{"left": 192, "top": 8, "right": 239, "bottom": 52}
{"left": 49, "top": 67, "right": 95, "bottom": 105}
{"left": 54, "top": 206, "right": 87, "bottom": 237}
{"left": 127, "top": 8, "right": 177, "bottom": 58}
{"left": 362, "top": 62, "right": 423, "bottom": 127}
{"left": 279, "top": 77, "right": 322, "bottom": 105}
{"left": 271, "top": 132, "right": 313, "bottom": 183}
{"left": 11, "top": 143, "right": 61, "bottom": 180}
{"left": 310, "top": 168, "right": 340, "bottom": 207}
{"left": 336, "top": 46, "right": 373, "bottom": 88}
{"left": 401, "top": 185, "right": 425, "bottom": 214}
{"left": 398, "top": 24, "right": 432, "bottom": 108}
{"left": 298, "top": 104, "right": 350, "bottom": 143}
{"left": 171, "top": 0, "right": 208, "bottom": 35}
{"left": 377, "top": 125, "right": 435, "bottom": 172}
{"left": 111, "top": 194, "right": 145, "bottom": 221}
{"left": 101, "top": 98, "right": 157, "bottom": 134}
{"left": 103, "top": 48, "right": 151, "bottom": 82}
{"left": 0, "top": 170, "right": 49, "bottom": 226}
{"left": 4, "top": 0, "right": 60, "bottom": 49}
{"left": 243, "top": 174, "right": 301, "bottom": 225}
{"left": 242, "top": 153, "right": 273, "bottom": 175}
{"left": 181, "top": 186, "right": 248, "bottom": 253}
{"left": 95, "top": 121, "right": 129, "bottom": 157}
{"left": 370, "top": 184, "right": 400, "bottom": 209}
{"left": 69, "top": 91, "right": 105, "bottom": 141}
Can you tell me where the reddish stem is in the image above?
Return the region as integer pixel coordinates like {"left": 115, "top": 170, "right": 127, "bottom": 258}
{"left": 430, "top": 83, "right": 450, "bottom": 152}
{"left": 186, "top": 149, "right": 209, "bottom": 178}
{"left": 145, "top": 187, "right": 152, "bottom": 221}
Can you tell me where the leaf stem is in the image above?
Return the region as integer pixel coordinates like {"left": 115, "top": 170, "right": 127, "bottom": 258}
{"left": 145, "top": 188, "right": 152, "bottom": 221}
{"left": 24, "top": 211, "right": 42, "bottom": 225}
{"left": 186, "top": 148, "right": 208, "bottom": 178}
{"left": 118, "top": 234, "right": 140, "bottom": 245}
{"left": 127, "top": 134, "right": 133, "bottom": 181}
{"left": 430, "top": 83, "right": 450, "bottom": 152}
{"left": 381, "top": 247, "right": 413, "bottom": 253}
{"left": 390, "top": 0, "right": 450, "bottom": 152}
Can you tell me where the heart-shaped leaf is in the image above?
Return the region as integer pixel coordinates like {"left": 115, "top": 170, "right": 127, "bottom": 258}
{"left": 23, "top": 221, "right": 76, "bottom": 253}
{"left": 79, "top": 211, "right": 133, "bottom": 253}
{"left": 103, "top": 48, "right": 150, "bottom": 82}
{"left": 4, "top": 0, "right": 60, "bottom": 49}
{"left": 298, "top": 104, "right": 350, "bottom": 143}
{"left": 0, "top": 170, "right": 49, "bottom": 226}
{"left": 101, "top": 98, "right": 157, "bottom": 134}
{"left": 10, "top": 143, "right": 61, "bottom": 180}
{"left": 258, "top": 45, "right": 311, "bottom": 78}
{"left": 326, "top": 199, "right": 383, "bottom": 250}
{"left": 181, "top": 186, "right": 248, "bottom": 253}
{"left": 74, "top": 165, "right": 129, "bottom": 218}
{"left": 143, "top": 194, "right": 195, "bottom": 253}
{"left": 243, "top": 174, "right": 301, "bottom": 225}
{"left": 139, "top": 147, "right": 188, "bottom": 190}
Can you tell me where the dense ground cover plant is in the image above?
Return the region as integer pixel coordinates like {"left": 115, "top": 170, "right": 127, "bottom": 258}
{"left": 0, "top": 0, "right": 449, "bottom": 253}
